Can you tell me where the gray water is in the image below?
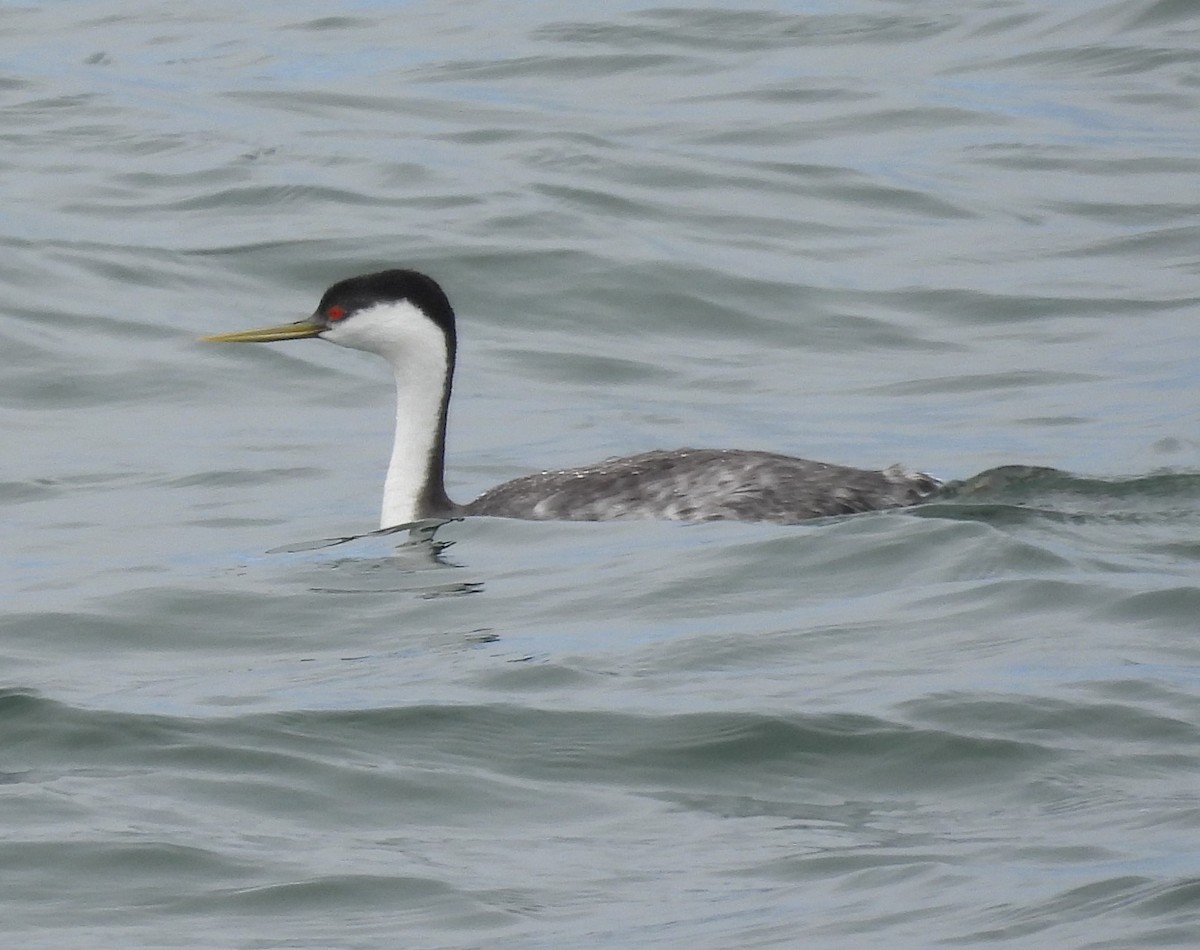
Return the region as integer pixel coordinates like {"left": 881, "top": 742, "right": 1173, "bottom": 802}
{"left": 4, "top": 1, "right": 1200, "bottom": 947}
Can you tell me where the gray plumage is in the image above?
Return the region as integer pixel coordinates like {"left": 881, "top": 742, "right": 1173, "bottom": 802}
{"left": 465, "top": 448, "right": 940, "bottom": 524}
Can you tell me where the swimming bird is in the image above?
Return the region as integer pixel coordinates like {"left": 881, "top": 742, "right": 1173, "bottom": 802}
{"left": 204, "top": 269, "right": 940, "bottom": 527}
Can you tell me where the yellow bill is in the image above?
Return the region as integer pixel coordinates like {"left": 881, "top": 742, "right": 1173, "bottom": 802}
{"left": 202, "top": 320, "right": 323, "bottom": 343}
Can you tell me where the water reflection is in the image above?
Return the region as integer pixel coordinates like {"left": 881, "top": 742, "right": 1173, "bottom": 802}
{"left": 264, "top": 519, "right": 483, "bottom": 597}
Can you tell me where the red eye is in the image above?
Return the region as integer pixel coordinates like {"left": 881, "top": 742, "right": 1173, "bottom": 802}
{"left": 326, "top": 305, "right": 346, "bottom": 321}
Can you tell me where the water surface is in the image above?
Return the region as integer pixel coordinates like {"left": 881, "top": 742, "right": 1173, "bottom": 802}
{"left": 3, "top": 1, "right": 1200, "bottom": 947}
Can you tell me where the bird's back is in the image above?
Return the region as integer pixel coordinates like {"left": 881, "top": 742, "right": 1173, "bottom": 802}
{"left": 465, "top": 448, "right": 941, "bottom": 524}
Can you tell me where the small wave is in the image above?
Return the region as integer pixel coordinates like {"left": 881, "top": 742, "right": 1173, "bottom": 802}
{"left": 928, "top": 466, "right": 1200, "bottom": 522}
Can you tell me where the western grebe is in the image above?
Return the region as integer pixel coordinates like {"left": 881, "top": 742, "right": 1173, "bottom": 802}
{"left": 204, "top": 269, "right": 940, "bottom": 527}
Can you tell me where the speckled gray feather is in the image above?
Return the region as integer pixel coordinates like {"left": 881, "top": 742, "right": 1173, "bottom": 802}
{"left": 465, "top": 448, "right": 941, "bottom": 524}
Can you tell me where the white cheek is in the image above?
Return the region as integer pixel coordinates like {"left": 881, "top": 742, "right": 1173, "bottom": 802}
{"left": 319, "top": 300, "right": 441, "bottom": 360}
{"left": 321, "top": 316, "right": 387, "bottom": 352}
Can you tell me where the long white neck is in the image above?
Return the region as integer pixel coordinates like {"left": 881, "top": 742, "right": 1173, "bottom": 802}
{"left": 318, "top": 298, "right": 456, "bottom": 527}
{"left": 381, "top": 357, "right": 449, "bottom": 527}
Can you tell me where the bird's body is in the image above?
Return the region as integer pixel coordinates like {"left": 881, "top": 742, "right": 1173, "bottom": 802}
{"left": 466, "top": 449, "right": 937, "bottom": 524}
{"left": 205, "top": 269, "right": 940, "bottom": 528}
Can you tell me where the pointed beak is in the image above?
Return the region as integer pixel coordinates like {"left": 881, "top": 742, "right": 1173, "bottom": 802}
{"left": 202, "top": 319, "right": 324, "bottom": 343}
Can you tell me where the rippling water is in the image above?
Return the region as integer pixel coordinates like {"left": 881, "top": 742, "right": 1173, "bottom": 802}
{"left": 4, "top": 1, "right": 1200, "bottom": 946}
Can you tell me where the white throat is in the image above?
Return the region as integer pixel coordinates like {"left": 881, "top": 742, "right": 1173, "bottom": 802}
{"left": 319, "top": 299, "right": 451, "bottom": 527}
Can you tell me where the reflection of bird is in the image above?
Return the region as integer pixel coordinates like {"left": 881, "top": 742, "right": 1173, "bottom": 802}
{"left": 205, "top": 269, "right": 940, "bottom": 528}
